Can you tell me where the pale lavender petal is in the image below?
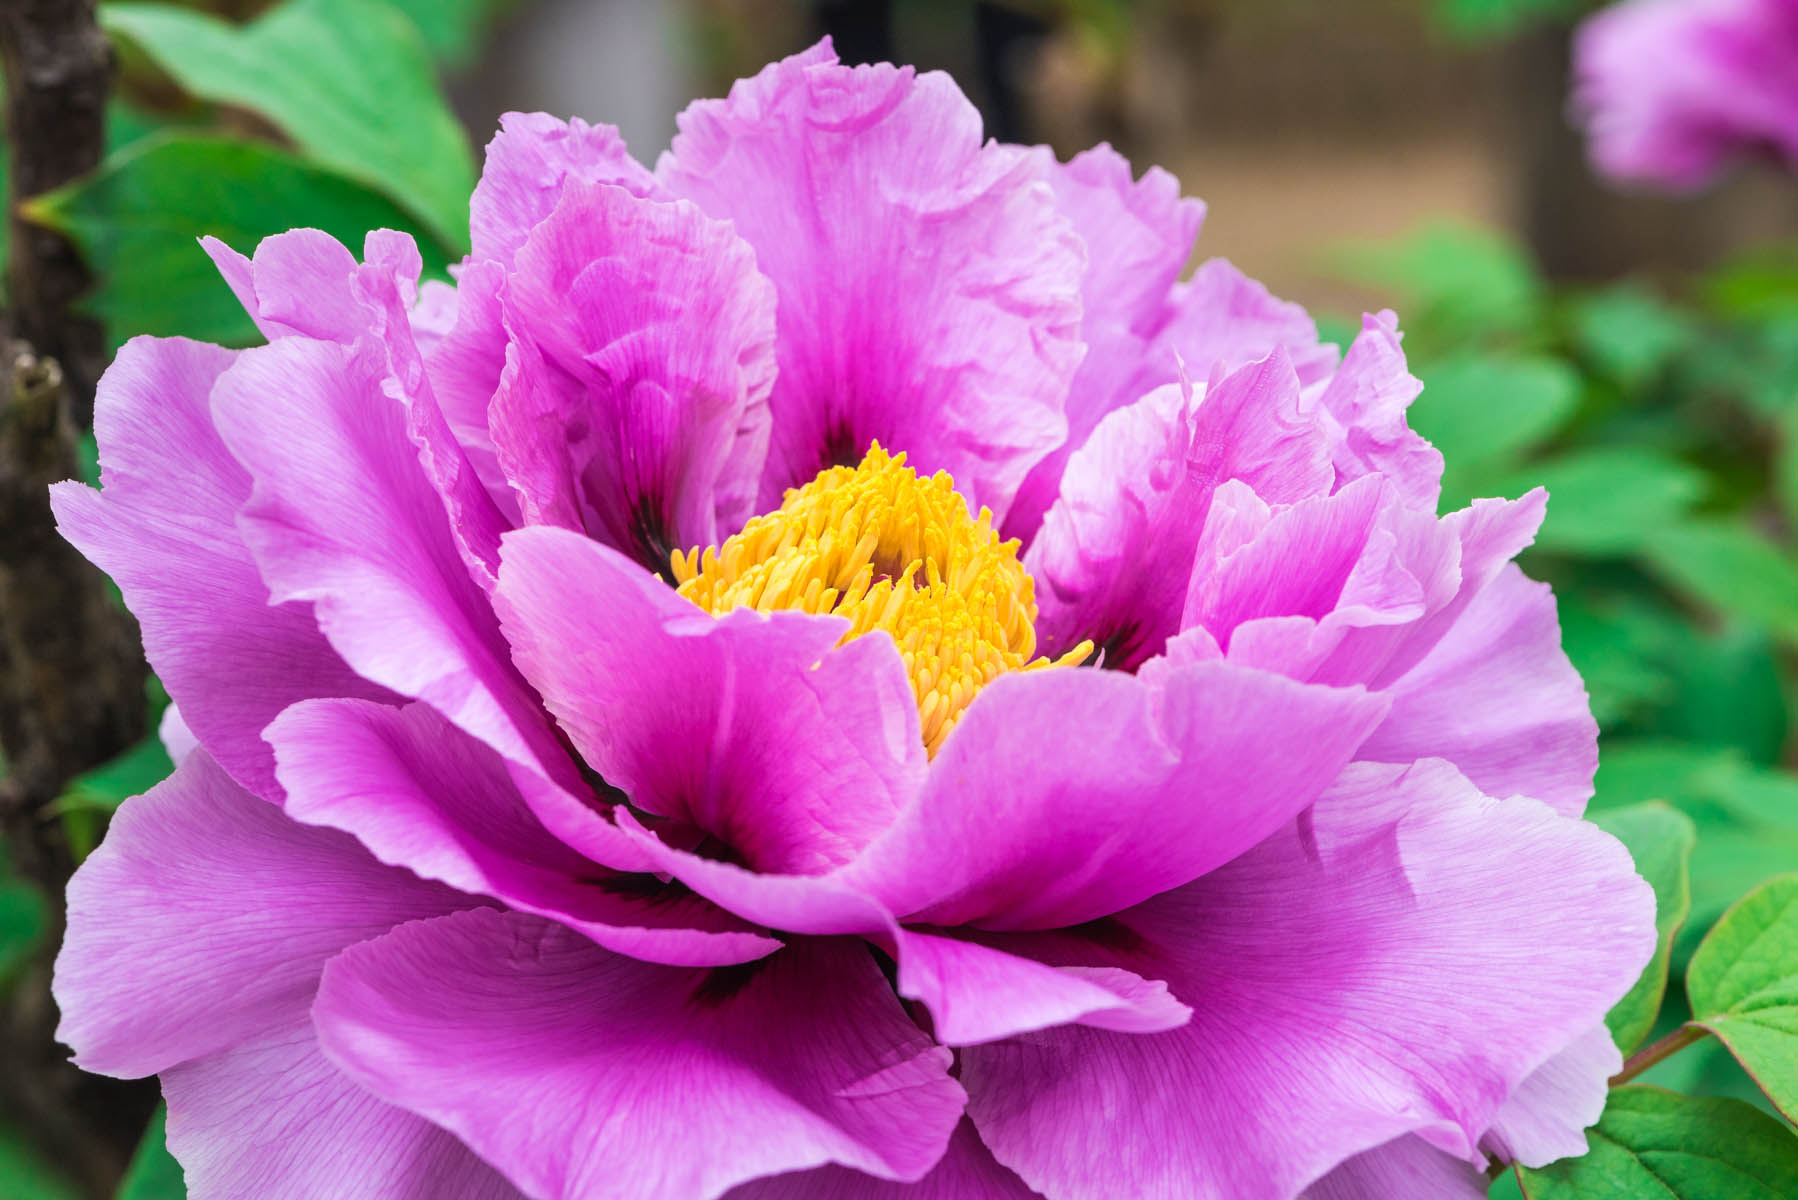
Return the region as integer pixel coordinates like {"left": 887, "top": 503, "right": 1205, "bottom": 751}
{"left": 1302, "top": 1137, "right": 1487, "bottom": 1200}
{"left": 728, "top": 1121, "right": 1042, "bottom": 1199}
{"left": 469, "top": 111, "right": 663, "bottom": 267}
{"left": 421, "top": 260, "right": 519, "bottom": 524}
{"left": 158, "top": 703, "right": 197, "bottom": 767}
{"left": 50, "top": 337, "right": 387, "bottom": 799}
{"left": 1027, "top": 351, "right": 1334, "bottom": 665}
{"left": 272, "top": 698, "right": 782, "bottom": 966}
{"left": 959, "top": 760, "right": 1654, "bottom": 1200}
{"left": 658, "top": 40, "right": 1084, "bottom": 522}
{"left": 495, "top": 526, "right": 926, "bottom": 875}
{"left": 1482, "top": 1022, "right": 1621, "bottom": 1168}
{"left": 1573, "top": 0, "right": 1798, "bottom": 190}
{"left": 163, "top": 1016, "right": 518, "bottom": 1200}
{"left": 53, "top": 751, "right": 471, "bottom": 1078}
{"left": 840, "top": 659, "right": 1388, "bottom": 930}
{"left": 492, "top": 181, "right": 777, "bottom": 561}
{"left": 1357, "top": 564, "right": 1598, "bottom": 816}
{"left": 315, "top": 908, "right": 966, "bottom": 1200}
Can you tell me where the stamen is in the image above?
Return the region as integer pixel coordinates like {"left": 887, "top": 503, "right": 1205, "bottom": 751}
{"left": 674, "top": 443, "right": 1091, "bottom": 755}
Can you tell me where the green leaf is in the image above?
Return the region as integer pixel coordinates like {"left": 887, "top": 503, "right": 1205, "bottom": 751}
{"left": 1594, "top": 805, "right": 1696, "bottom": 1055}
{"left": 100, "top": 0, "right": 473, "bottom": 251}
{"left": 1686, "top": 875, "right": 1798, "bottom": 1121}
{"left": 1493, "top": 448, "right": 1705, "bottom": 556}
{"left": 1571, "top": 286, "right": 1697, "bottom": 387}
{"left": 0, "top": 1127, "right": 81, "bottom": 1200}
{"left": 385, "top": 0, "right": 512, "bottom": 68}
{"left": 1515, "top": 1087, "right": 1798, "bottom": 1198}
{"left": 1640, "top": 522, "right": 1798, "bottom": 646}
{"left": 0, "top": 873, "right": 48, "bottom": 984}
{"left": 116, "top": 1106, "right": 184, "bottom": 1200}
{"left": 26, "top": 132, "right": 450, "bottom": 346}
{"left": 54, "top": 731, "right": 173, "bottom": 817}
{"left": 1555, "top": 594, "right": 1677, "bottom": 728}
{"left": 1331, "top": 223, "right": 1544, "bottom": 351}
{"left": 1435, "top": 0, "right": 1584, "bottom": 40}
{"left": 1408, "top": 353, "right": 1579, "bottom": 506}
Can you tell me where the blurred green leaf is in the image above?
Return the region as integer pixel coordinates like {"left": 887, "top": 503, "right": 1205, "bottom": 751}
{"left": 1434, "top": 0, "right": 1585, "bottom": 40}
{"left": 1571, "top": 286, "right": 1697, "bottom": 388}
{"left": 1556, "top": 594, "right": 1678, "bottom": 728}
{"left": 116, "top": 1106, "right": 183, "bottom": 1200}
{"left": 0, "top": 871, "right": 47, "bottom": 985}
{"left": 1643, "top": 624, "right": 1788, "bottom": 765}
{"left": 1686, "top": 875, "right": 1798, "bottom": 1121}
{"left": 1640, "top": 522, "right": 1798, "bottom": 646}
{"left": 1495, "top": 448, "right": 1704, "bottom": 556}
{"left": 1592, "top": 743, "right": 1798, "bottom": 941}
{"left": 26, "top": 132, "right": 449, "bottom": 346}
{"left": 1332, "top": 223, "right": 1544, "bottom": 351}
{"left": 1516, "top": 1087, "right": 1798, "bottom": 1198}
{"left": 1777, "top": 409, "right": 1798, "bottom": 532}
{"left": 0, "top": 1127, "right": 80, "bottom": 1200}
{"left": 1704, "top": 241, "right": 1798, "bottom": 323}
{"left": 1595, "top": 805, "right": 1696, "bottom": 1055}
{"left": 386, "top": 0, "right": 512, "bottom": 69}
{"left": 54, "top": 731, "right": 172, "bottom": 818}
{"left": 1409, "top": 353, "right": 1579, "bottom": 505}
{"left": 100, "top": 0, "right": 473, "bottom": 251}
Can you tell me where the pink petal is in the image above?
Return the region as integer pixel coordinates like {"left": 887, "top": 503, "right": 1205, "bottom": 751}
{"left": 315, "top": 909, "right": 966, "bottom": 1200}
{"left": 1357, "top": 564, "right": 1598, "bottom": 816}
{"left": 53, "top": 751, "right": 472, "bottom": 1079}
{"left": 495, "top": 526, "right": 926, "bottom": 875}
{"left": 840, "top": 659, "right": 1388, "bottom": 930}
{"left": 728, "top": 1121, "right": 1042, "bottom": 1199}
{"left": 1481, "top": 1021, "right": 1621, "bottom": 1168}
{"left": 1312, "top": 311, "right": 1442, "bottom": 511}
{"left": 492, "top": 181, "right": 776, "bottom": 562}
{"left": 470, "top": 111, "right": 663, "bottom": 268}
{"left": 657, "top": 39, "right": 1084, "bottom": 522}
{"left": 1027, "top": 351, "right": 1334, "bottom": 665}
{"left": 958, "top": 760, "right": 1654, "bottom": 1200}
{"left": 271, "top": 698, "right": 781, "bottom": 967}
{"left": 163, "top": 1016, "right": 518, "bottom": 1200}
{"left": 1302, "top": 1137, "right": 1487, "bottom": 1200}
{"left": 50, "top": 337, "right": 387, "bottom": 800}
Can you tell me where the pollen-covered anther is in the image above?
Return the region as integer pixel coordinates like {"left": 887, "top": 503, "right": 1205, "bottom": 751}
{"left": 673, "top": 443, "right": 1091, "bottom": 755}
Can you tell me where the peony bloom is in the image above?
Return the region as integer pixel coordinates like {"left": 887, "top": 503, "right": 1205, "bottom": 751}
{"left": 54, "top": 39, "right": 1652, "bottom": 1200}
{"left": 1572, "top": 0, "right": 1798, "bottom": 190}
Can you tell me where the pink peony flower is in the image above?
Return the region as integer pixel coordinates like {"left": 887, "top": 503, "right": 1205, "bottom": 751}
{"left": 1573, "top": 0, "right": 1798, "bottom": 190}
{"left": 54, "top": 40, "right": 1652, "bottom": 1200}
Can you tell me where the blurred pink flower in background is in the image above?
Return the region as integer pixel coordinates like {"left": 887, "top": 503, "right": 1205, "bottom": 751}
{"left": 51, "top": 39, "right": 1652, "bottom": 1200}
{"left": 1574, "top": 0, "right": 1798, "bottom": 189}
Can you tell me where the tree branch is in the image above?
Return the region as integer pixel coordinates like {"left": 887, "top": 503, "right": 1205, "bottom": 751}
{"left": 0, "top": 0, "right": 110, "bottom": 426}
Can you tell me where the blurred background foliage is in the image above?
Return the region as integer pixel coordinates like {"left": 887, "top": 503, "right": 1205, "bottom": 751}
{"left": 1, "top": 0, "right": 1796, "bottom": 1197}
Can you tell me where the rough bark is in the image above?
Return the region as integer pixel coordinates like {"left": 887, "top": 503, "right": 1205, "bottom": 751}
{"left": 0, "top": 4, "right": 158, "bottom": 1195}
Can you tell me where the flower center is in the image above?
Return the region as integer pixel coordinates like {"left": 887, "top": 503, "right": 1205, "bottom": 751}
{"left": 672, "top": 444, "right": 1091, "bottom": 755}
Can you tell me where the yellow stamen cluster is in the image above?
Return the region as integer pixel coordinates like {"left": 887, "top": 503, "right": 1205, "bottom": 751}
{"left": 672, "top": 444, "right": 1090, "bottom": 756}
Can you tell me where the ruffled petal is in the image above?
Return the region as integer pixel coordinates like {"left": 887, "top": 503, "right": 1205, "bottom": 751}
{"left": 1026, "top": 351, "right": 1333, "bottom": 666}
{"left": 50, "top": 337, "right": 387, "bottom": 801}
{"left": 957, "top": 760, "right": 1654, "bottom": 1200}
{"left": 210, "top": 333, "right": 575, "bottom": 789}
{"left": 1312, "top": 311, "right": 1441, "bottom": 511}
{"left": 470, "top": 111, "right": 663, "bottom": 267}
{"left": 271, "top": 698, "right": 781, "bottom": 966}
{"left": 1481, "top": 1022, "right": 1620, "bottom": 1168}
{"left": 839, "top": 659, "right": 1388, "bottom": 930}
{"left": 315, "top": 909, "right": 966, "bottom": 1200}
{"left": 163, "top": 1016, "right": 518, "bottom": 1200}
{"left": 1301, "top": 1137, "right": 1487, "bottom": 1200}
{"left": 494, "top": 526, "right": 926, "bottom": 875}
{"left": 492, "top": 181, "right": 777, "bottom": 563}
{"left": 728, "top": 1121, "right": 1042, "bottom": 1199}
{"left": 658, "top": 39, "right": 1084, "bottom": 522}
{"left": 53, "top": 751, "right": 471, "bottom": 1079}
{"left": 1356, "top": 564, "right": 1598, "bottom": 816}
